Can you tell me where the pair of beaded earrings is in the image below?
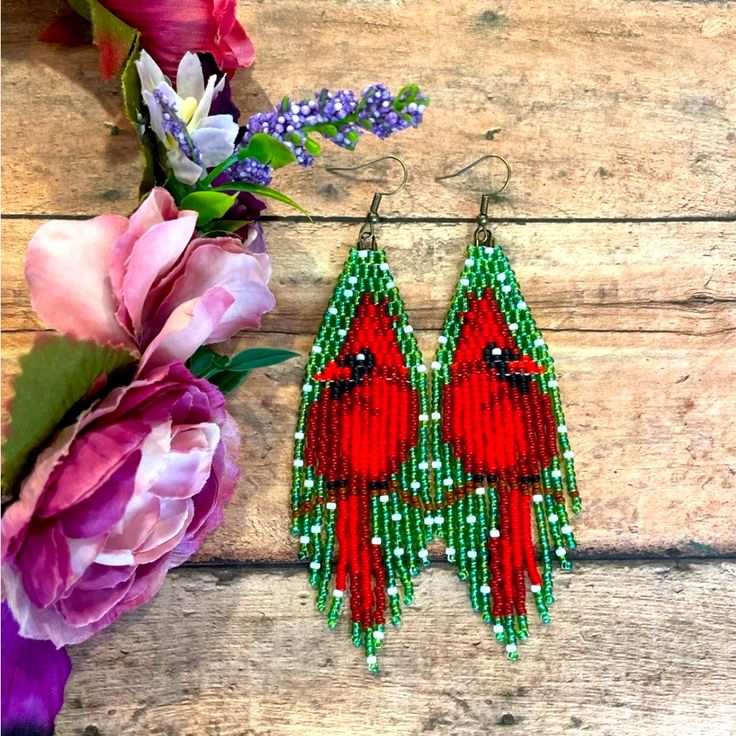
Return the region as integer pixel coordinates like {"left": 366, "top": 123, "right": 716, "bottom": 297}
{"left": 291, "top": 154, "right": 579, "bottom": 671}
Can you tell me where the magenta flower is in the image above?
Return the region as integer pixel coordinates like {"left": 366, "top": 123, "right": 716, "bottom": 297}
{"left": 99, "top": 0, "right": 255, "bottom": 79}
{"left": 1, "top": 362, "right": 239, "bottom": 647}
{"left": 25, "top": 187, "right": 275, "bottom": 371}
{"left": 1, "top": 603, "right": 71, "bottom": 736}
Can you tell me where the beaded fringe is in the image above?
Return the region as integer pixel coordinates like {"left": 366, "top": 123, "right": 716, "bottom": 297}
{"left": 292, "top": 243, "right": 579, "bottom": 669}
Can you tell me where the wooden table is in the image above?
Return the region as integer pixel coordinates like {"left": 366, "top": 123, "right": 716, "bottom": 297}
{"left": 3, "top": 1, "right": 735, "bottom": 734}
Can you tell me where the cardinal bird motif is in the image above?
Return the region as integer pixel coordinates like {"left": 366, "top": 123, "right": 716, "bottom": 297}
{"left": 431, "top": 243, "right": 579, "bottom": 659}
{"left": 292, "top": 248, "right": 431, "bottom": 671}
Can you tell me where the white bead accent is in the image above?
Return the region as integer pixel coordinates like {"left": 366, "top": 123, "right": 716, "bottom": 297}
{"left": 434, "top": 515, "right": 445, "bottom": 525}
{"left": 419, "top": 413, "right": 429, "bottom": 422}
{"left": 561, "top": 524, "right": 573, "bottom": 535}
{"left": 302, "top": 384, "right": 313, "bottom": 393}
{"left": 551, "top": 470, "right": 563, "bottom": 480}
{"left": 465, "top": 258, "right": 475, "bottom": 267}
{"left": 416, "top": 364, "right": 428, "bottom": 374}
{"left": 431, "top": 361, "right": 442, "bottom": 370}
{"left": 431, "top": 460, "right": 442, "bottom": 469}
{"left": 294, "top": 431, "right": 305, "bottom": 440}
{"left": 293, "top": 459, "right": 304, "bottom": 467}
{"left": 418, "top": 461, "right": 429, "bottom": 470}
{"left": 475, "top": 487, "right": 486, "bottom": 495}
{"left": 530, "top": 584, "right": 542, "bottom": 594}
{"left": 424, "top": 516, "right": 434, "bottom": 526}
{"left": 386, "top": 280, "right": 395, "bottom": 289}
{"left": 548, "top": 379, "right": 558, "bottom": 388}
{"left": 484, "top": 246, "right": 494, "bottom": 254}
{"left": 379, "top": 494, "right": 390, "bottom": 503}
{"left": 532, "top": 494, "right": 544, "bottom": 503}
{"left": 411, "top": 480, "right": 421, "bottom": 489}
{"left": 466, "top": 514, "right": 477, "bottom": 524}
{"left": 348, "top": 276, "right": 358, "bottom": 285}
{"left": 467, "top": 549, "right": 478, "bottom": 559}
{"left": 387, "top": 586, "right": 398, "bottom": 596}
{"left": 333, "top": 589, "right": 344, "bottom": 598}
{"left": 394, "top": 547, "right": 405, "bottom": 557}
{"left": 556, "top": 547, "right": 567, "bottom": 558}
{"left": 497, "top": 272, "right": 507, "bottom": 282}
{"left": 299, "top": 535, "right": 310, "bottom": 544}
{"left": 326, "top": 501, "right": 337, "bottom": 511}
{"left": 548, "top": 513, "right": 559, "bottom": 523}
{"left": 442, "top": 478, "right": 453, "bottom": 487}
{"left": 517, "top": 300, "right": 527, "bottom": 310}
{"left": 564, "top": 450, "right": 575, "bottom": 459}
{"left": 311, "top": 345, "right": 322, "bottom": 354}
{"left": 358, "top": 249, "right": 369, "bottom": 258}
{"left": 310, "top": 561, "right": 321, "bottom": 570}
{"left": 501, "top": 284, "right": 512, "bottom": 294}
{"left": 506, "top": 643, "right": 518, "bottom": 654}
{"left": 344, "top": 289, "right": 354, "bottom": 298}
{"left": 371, "top": 536, "right": 382, "bottom": 545}
{"left": 418, "top": 549, "right": 429, "bottom": 559}
{"left": 403, "top": 325, "right": 414, "bottom": 334}
{"left": 431, "top": 411, "right": 441, "bottom": 420}
{"left": 304, "top": 479, "right": 315, "bottom": 489}
{"left": 460, "top": 278, "right": 470, "bottom": 287}
{"left": 491, "top": 347, "right": 502, "bottom": 356}
{"left": 480, "top": 584, "right": 491, "bottom": 594}
{"left": 489, "top": 528, "right": 501, "bottom": 538}
{"left": 438, "top": 335, "right": 448, "bottom": 345}
{"left": 557, "top": 425, "right": 568, "bottom": 434}
{"left": 509, "top": 322, "right": 519, "bottom": 331}
{"left": 328, "top": 306, "right": 338, "bottom": 315}
{"left": 493, "top": 623, "right": 504, "bottom": 634}
{"left": 338, "top": 328, "right": 347, "bottom": 337}
{"left": 534, "top": 337, "right": 545, "bottom": 347}
{"left": 379, "top": 262, "right": 390, "bottom": 271}
{"left": 445, "top": 547, "right": 456, "bottom": 557}
{"left": 366, "top": 655, "right": 378, "bottom": 665}
{"left": 391, "top": 512, "right": 402, "bottom": 522}
{"left": 373, "top": 629, "right": 385, "bottom": 640}
{"left": 310, "top": 524, "right": 321, "bottom": 534}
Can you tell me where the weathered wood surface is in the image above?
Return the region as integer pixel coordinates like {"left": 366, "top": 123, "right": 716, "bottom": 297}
{"left": 3, "top": 0, "right": 736, "bottom": 219}
{"left": 55, "top": 563, "right": 736, "bottom": 736}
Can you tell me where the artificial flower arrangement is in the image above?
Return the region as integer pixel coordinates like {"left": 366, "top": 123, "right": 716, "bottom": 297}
{"left": 1, "top": 2, "right": 428, "bottom": 733}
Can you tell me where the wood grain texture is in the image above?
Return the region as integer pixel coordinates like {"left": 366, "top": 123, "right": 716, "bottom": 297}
{"left": 4, "top": 324, "right": 735, "bottom": 560}
{"left": 55, "top": 562, "right": 736, "bottom": 736}
{"left": 3, "top": 0, "right": 736, "bottom": 218}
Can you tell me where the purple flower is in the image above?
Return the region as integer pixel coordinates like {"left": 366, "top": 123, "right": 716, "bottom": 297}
{"left": 1, "top": 602, "right": 71, "bottom": 736}
{"left": 221, "top": 156, "right": 273, "bottom": 186}
{"left": 1, "top": 362, "right": 239, "bottom": 647}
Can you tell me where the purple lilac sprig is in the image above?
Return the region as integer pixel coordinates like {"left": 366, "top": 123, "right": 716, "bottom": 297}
{"left": 220, "top": 83, "right": 428, "bottom": 183}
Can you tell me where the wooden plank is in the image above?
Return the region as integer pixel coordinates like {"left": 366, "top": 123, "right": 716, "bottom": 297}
{"left": 3, "top": 218, "right": 735, "bottom": 335}
{"left": 3, "top": 0, "right": 736, "bottom": 218}
{"left": 55, "top": 562, "right": 736, "bottom": 736}
{"left": 4, "top": 326, "right": 735, "bottom": 560}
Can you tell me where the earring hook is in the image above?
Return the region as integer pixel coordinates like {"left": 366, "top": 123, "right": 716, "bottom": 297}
{"left": 436, "top": 154, "right": 512, "bottom": 246}
{"left": 326, "top": 155, "right": 408, "bottom": 249}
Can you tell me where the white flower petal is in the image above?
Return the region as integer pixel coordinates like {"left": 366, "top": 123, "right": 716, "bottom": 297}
{"left": 166, "top": 148, "right": 204, "bottom": 184}
{"left": 176, "top": 52, "right": 205, "bottom": 101}
{"left": 190, "top": 124, "right": 238, "bottom": 168}
{"left": 135, "top": 50, "right": 167, "bottom": 93}
{"left": 188, "top": 74, "right": 217, "bottom": 132}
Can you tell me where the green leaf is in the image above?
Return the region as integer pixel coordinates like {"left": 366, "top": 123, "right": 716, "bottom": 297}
{"left": 209, "top": 369, "right": 252, "bottom": 394}
{"left": 120, "top": 32, "right": 142, "bottom": 128}
{"left": 227, "top": 348, "right": 299, "bottom": 372}
{"left": 1, "top": 336, "right": 135, "bottom": 501}
{"left": 188, "top": 346, "right": 230, "bottom": 379}
{"left": 211, "top": 183, "right": 310, "bottom": 217}
{"left": 198, "top": 219, "right": 249, "bottom": 235}
{"left": 239, "top": 133, "right": 296, "bottom": 169}
{"left": 164, "top": 174, "right": 195, "bottom": 206}
{"left": 88, "top": 0, "right": 138, "bottom": 80}
{"left": 67, "top": 0, "right": 92, "bottom": 20}
{"left": 304, "top": 136, "right": 322, "bottom": 156}
{"left": 180, "top": 191, "right": 237, "bottom": 226}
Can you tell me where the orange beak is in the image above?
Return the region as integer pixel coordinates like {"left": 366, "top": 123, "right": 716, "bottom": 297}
{"left": 315, "top": 361, "right": 352, "bottom": 381}
{"left": 506, "top": 355, "right": 545, "bottom": 374}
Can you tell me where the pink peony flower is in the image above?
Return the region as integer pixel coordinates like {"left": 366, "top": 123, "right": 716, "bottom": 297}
{"left": 25, "top": 187, "right": 275, "bottom": 371}
{"left": 1, "top": 362, "right": 239, "bottom": 647}
{"left": 99, "top": 0, "right": 255, "bottom": 79}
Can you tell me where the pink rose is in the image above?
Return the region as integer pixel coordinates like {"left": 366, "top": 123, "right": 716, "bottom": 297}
{"left": 25, "top": 187, "right": 275, "bottom": 371}
{"left": 99, "top": 0, "right": 255, "bottom": 79}
{"left": 1, "top": 362, "right": 238, "bottom": 646}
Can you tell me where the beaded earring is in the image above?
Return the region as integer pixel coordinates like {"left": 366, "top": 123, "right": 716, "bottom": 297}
{"left": 431, "top": 155, "right": 580, "bottom": 659}
{"left": 291, "top": 157, "right": 432, "bottom": 671}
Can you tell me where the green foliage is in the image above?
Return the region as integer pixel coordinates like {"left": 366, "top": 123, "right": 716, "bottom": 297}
{"left": 180, "top": 191, "right": 237, "bottom": 226}
{"left": 1, "top": 337, "right": 135, "bottom": 502}
{"left": 188, "top": 346, "right": 298, "bottom": 394}
{"left": 239, "top": 133, "right": 297, "bottom": 169}
{"left": 211, "top": 182, "right": 309, "bottom": 216}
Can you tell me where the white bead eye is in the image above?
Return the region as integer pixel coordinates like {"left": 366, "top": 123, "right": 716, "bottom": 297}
{"left": 431, "top": 361, "right": 442, "bottom": 370}
{"left": 460, "top": 278, "right": 470, "bottom": 287}
{"left": 467, "top": 549, "right": 477, "bottom": 559}
{"left": 493, "top": 623, "right": 505, "bottom": 634}
{"left": 358, "top": 249, "right": 369, "bottom": 258}
{"left": 379, "top": 262, "right": 390, "bottom": 271}
{"left": 309, "top": 561, "right": 321, "bottom": 570}
{"left": 491, "top": 347, "right": 502, "bottom": 356}
{"left": 517, "top": 300, "right": 527, "bottom": 310}
{"left": 328, "top": 306, "right": 338, "bottom": 315}
{"left": 489, "top": 528, "right": 501, "bottom": 538}
{"left": 391, "top": 512, "right": 402, "bottom": 522}
{"left": 403, "top": 325, "right": 414, "bottom": 334}
{"left": 310, "top": 524, "right": 321, "bottom": 534}
{"left": 293, "top": 459, "right": 304, "bottom": 467}
{"left": 379, "top": 494, "right": 390, "bottom": 503}
{"left": 356, "top": 353, "right": 366, "bottom": 361}
{"left": 496, "top": 273, "right": 507, "bottom": 282}
{"left": 445, "top": 547, "right": 456, "bottom": 557}
{"left": 465, "top": 258, "right": 475, "bottom": 267}
{"left": 417, "top": 549, "right": 429, "bottom": 559}
{"left": 437, "top": 335, "right": 448, "bottom": 345}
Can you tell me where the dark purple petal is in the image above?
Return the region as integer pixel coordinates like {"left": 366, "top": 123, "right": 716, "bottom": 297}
{"left": 1, "top": 602, "right": 71, "bottom": 736}
{"left": 197, "top": 52, "right": 241, "bottom": 122}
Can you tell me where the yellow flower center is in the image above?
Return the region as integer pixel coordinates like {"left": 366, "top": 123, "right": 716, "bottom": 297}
{"left": 179, "top": 97, "right": 199, "bottom": 124}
